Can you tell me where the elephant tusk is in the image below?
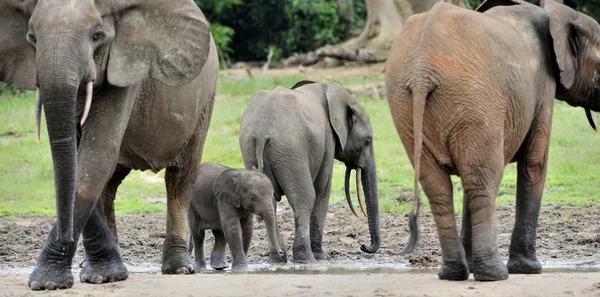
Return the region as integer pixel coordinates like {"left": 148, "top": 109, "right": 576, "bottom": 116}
{"left": 35, "top": 88, "right": 42, "bottom": 144}
{"left": 345, "top": 167, "right": 358, "bottom": 217}
{"left": 80, "top": 81, "right": 93, "bottom": 126}
{"left": 35, "top": 88, "right": 41, "bottom": 144}
{"left": 585, "top": 108, "right": 597, "bottom": 132}
{"left": 356, "top": 168, "right": 367, "bottom": 217}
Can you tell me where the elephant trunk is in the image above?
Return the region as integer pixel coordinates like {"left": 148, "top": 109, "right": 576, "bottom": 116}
{"left": 359, "top": 150, "right": 381, "bottom": 254}
{"left": 37, "top": 45, "right": 84, "bottom": 245}
{"left": 262, "top": 212, "right": 285, "bottom": 258}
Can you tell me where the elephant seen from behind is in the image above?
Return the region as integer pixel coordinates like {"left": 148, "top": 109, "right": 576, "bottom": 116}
{"left": 386, "top": 0, "right": 600, "bottom": 281}
{"left": 188, "top": 163, "right": 286, "bottom": 273}
{"left": 239, "top": 81, "right": 381, "bottom": 263}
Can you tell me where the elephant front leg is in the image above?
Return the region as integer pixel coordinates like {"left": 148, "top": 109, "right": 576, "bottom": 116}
{"left": 420, "top": 161, "right": 469, "bottom": 281}
{"left": 241, "top": 215, "right": 254, "bottom": 255}
{"left": 210, "top": 229, "right": 229, "bottom": 270}
{"left": 310, "top": 175, "right": 332, "bottom": 260}
{"left": 80, "top": 200, "right": 128, "bottom": 284}
{"left": 460, "top": 194, "right": 473, "bottom": 271}
{"left": 28, "top": 226, "right": 78, "bottom": 290}
{"left": 192, "top": 230, "right": 207, "bottom": 271}
{"left": 162, "top": 167, "right": 196, "bottom": 275}
{"left": 221, "top": 214, "right": 248, "bottom": 273}
{"left": 507, "top": 120, "right": 550, "bottom": 274}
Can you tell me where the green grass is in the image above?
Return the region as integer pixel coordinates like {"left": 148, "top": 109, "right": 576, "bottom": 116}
{"left": 1, "top": 67, "right": 600, "bottom": 216}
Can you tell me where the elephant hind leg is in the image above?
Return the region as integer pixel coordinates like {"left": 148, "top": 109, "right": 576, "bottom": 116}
{"left": 310, "top": 160, "right": 334, "bottom": 260}
{"left": 210, "top": 229, "right": 229, "bottom": 270}
{"left": 101, "top": 166, "right": 131, "bottom": 242}
{"left": 419, "top": 156, "right": 469, "bottom": 281}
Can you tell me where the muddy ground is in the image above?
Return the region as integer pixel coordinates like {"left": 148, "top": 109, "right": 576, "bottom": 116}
{"left": 1, "top": 202, "right": 600, "bottom": 296}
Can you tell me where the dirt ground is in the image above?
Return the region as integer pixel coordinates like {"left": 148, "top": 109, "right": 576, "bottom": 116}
{"left": 1, "top": 202, "right": 600, "bottom": 296}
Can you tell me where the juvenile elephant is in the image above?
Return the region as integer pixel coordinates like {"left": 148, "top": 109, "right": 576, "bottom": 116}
{"left": 187, "top": 163, "right": 286, "bottom": 273}
{"left": 0, "top": 0, "right": 218, "bottom": 290}
{"left": 386, "top": 0, "right": 600, "bottom": 281}
{"left": 239, "top": 81, "right": 381, "bottom": 263}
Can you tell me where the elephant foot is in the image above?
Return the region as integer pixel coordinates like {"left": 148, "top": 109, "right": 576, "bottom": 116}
{"left": 210, "top": 259, "right": 229, "bottom": 270}
{"left": 473, "top": 256, "right": 509, "bottom": 281}
{"left": 29, "top": 260, "right": 74, "bottom": 290}
{"left": 268, "top": 250, "right": 288, "bottom": 263}
{"left": 507, "top": 255, "right": 542, "bottom": 274}
{"left": 292, "top": 253, "right": 316, "bottom": 264}
{"left": 312, "top": 250, "right": 327, "bottom": 261}
{"left": 231, "top": 261, "right": 249, "bottom": 273}
{"left": 438, "top": 259, "right": 470, "bottom": 281}
{"left": 194, "top": 261, "right": 208, "bottom": 271}
{"left": 80, "top": 258, "right": 128, "bottom": 284}
{"left": 162, "top": 237, "right": 195, "bottom": 274}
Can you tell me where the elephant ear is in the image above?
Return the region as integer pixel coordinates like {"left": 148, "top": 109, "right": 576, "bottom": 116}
{"left": 543, "top": 0, "right": 595, "bottom": 89}
{"left": 326, "top": 81, "right": 359, "bottom": 150}
{"left": 475, "top": 0, "right": 521, "bottom": 13}
{"left": 0, "top": 0, "right": 37, "bottom": 90}
{"left": 214, "top": 169, "right": 242, "bottom": 208}
{"left": 107, "top": 0, "right": 211, "bottom": 87}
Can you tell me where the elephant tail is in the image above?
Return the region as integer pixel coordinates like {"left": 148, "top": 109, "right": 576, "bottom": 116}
{"left": 402, "top": 84, "right": 430, "bottom": 255}
{"left": 253, "top": 136, "right": 270, "bottom": 172}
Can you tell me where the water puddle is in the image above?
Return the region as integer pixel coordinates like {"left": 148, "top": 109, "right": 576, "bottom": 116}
{"left": 2, "top": 260, "right": 599, "bottom": 275}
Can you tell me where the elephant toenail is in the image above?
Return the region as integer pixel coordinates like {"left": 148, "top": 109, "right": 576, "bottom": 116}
{"left": 29, "top": 281, "right": 41, "bottom": 290}
{"left": 176, "top": 267, "right": 189, "bottom": 274}
{"left": 187, "top": 264, "right": 195, "bottom": 273}
{"left": 108, "top": 277, "right": 116, "bottom": 283}
{"left": 45, "top": 281, "right": 57, "bottom": 290}
{"left": 91, "top": 275, "right": 103, "bottom": 284}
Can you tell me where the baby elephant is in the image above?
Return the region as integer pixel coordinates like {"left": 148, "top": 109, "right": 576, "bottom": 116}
{"left": 187, "top": 162, "right": 286, "bottom": 272}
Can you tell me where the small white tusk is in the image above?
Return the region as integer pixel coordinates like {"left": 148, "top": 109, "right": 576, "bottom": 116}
{"left": 80, "top": 81, "right": 93, "bottom": 126}
{"left": 35, "top": 88, "right": 41, "bottom": 144}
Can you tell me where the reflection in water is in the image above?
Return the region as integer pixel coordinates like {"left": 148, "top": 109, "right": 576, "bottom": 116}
{"left": 2, "top": 260, "right": 600, "bottom": 275}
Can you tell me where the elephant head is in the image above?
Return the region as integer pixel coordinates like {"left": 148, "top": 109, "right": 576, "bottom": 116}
{"left": 326, "top": 82, "right": 380, "bottom": 254}
{"left": 213, "top": 168, "right": 285, "bottom": 259}
{"left": 0, "top": 0, "right": 211, "bottom": 244}
{"left": 543, "top": 0, "right": 600, "bottom": 130}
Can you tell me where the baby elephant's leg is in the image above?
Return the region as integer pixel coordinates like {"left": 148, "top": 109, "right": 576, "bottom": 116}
{"left": 192, "top": 230, "right": 207, "bottom": 271}
{"left": 241, "top": 215, "right": 254, "bottom": 255}
{"left": 210, "top": 229, "right": 229, "bottom": 270}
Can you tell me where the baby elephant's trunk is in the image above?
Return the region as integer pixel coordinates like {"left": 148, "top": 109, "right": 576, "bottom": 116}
{"left": 262, "top": 212, "right": 285, "bottom": 260}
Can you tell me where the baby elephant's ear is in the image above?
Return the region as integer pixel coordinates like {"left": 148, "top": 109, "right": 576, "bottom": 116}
{"left": 214, "top": 169, "right": 242, "bottom": 208}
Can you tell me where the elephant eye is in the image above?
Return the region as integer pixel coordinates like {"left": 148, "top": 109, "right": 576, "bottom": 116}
{"left": 27, "top": 32, "right": 36, "bottom": 45}
{"left": 92, "top": 30, "right": 105, "bottom": 42}
{"left": 365, "top": 137, "right": 372, "bottom": 146}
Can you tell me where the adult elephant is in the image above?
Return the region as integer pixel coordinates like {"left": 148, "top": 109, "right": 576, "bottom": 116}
{"left": 0, "top": 0, "right": 218, "bottom": 290}
{"left": 239, "top": 81, "right": 381, "bottom": 263}
{"left": 386, "top": 0, "right": 600, "bottom": 281}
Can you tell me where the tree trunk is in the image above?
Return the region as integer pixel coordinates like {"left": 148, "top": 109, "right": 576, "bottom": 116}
{"left": 282, "top": 0, "right": 472, "bottom": 66}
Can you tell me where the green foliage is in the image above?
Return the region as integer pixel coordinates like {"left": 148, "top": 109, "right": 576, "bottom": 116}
{"left": 193, "top": 0, "right": 365, "bottom": 62}
{"left": 0, "top": 82, "right": 25, "bottom": 98}
{"left": 211, "top": 23, "right": 235, "bottom": 66}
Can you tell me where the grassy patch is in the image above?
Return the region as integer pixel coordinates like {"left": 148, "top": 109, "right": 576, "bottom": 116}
{"left": 1, "top": 66, "right": 599, "bottom": 216}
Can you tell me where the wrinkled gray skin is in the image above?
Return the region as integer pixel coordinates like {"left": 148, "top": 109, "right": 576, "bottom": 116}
{"left": 239, "top": 81, "right": 381, "bottom": 263}
{"left": 386, "top": 0, "right": 600, "bottom": 281}
{"left": 0, "top": 0, "right": 218, "bottom": 290}
{"left": 187, "top": 163, "right": 286, "bottom": 273}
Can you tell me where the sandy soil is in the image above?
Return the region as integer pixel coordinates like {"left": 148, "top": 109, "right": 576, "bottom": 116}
{"left": 1, "top": 202, "right": 600, "bottom": 296}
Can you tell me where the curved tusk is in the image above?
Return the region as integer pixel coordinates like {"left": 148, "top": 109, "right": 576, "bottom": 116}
{"left": 80, "top": 81, "right": 93, "bottom": 126}
{"left": 585, "top": 108, "right": 597, "bottom": 132}
{"left": 35, "top": 88, "right": 42, "bottom": 144}
{"left": 356, "top": 168, "right": 367, "bottom": 217}
{"left": 345, "top": 167, "right": 358, "bottom": 217}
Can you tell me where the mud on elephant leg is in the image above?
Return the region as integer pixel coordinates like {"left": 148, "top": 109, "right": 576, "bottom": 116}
{"left": 101, "top": 166, "right": 131, "bottom": 242}
{"left": 81, "top": 200, "right": 128, "bottom": 284}
{"left": 461, "top": 164, "right": 508, "bottom": 281}
{"left": 420, "top": 161, "right": 469, "bottom": 281}
{"left": 507, "top": 128, "right": 549, "bottom": 274}
{"left": 161, "top": 167, "right": 196, "bottom": 275}
{"left": 210, "top": 230, "right": 229, "bottom": 270}
{"left": 310, "top": 177, "right": 332, "bottom": 260}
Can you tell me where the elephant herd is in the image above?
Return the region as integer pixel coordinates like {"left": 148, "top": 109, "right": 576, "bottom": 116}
{"left": 0, "top": 0, "right": 598, "bottom": 291}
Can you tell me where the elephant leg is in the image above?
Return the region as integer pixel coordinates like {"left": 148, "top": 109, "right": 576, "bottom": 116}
{"left": 460, "top": 192, "right": 473, "bottom": 271}
{"left": 29, "top": 87, "right": 136, "bottom": 290}
{"left": 80, "top": 200, "right": 128, "bottom": 284}
{"left": 459, "top": 159, "right": 507, "bottom": 281}
{"left": 162, "top": 166, "right": 197, "bottom": 274}
{"left": 419, "top": 158, "right": 468, "bottom": 281}
{"left": 220, "top": 212, "right": 248, "bottom": 272}
{"left": 210, "top": 229, "right": 229, "bottom": 270}
{"left": 101, "top": 166, "right": 131, "bottom": 242}
{"left": 507, "top": 116, "right": 551, "bottom": 274}
{"left": 278, "top": 167, "right": 316, "bottom": 264}
{"left": 241, "top": 215, "right": 254, "bottom": 256}
{"left": 192, "top": 230, "right": 207, "bottom": 271}
{"left": 310, "top": 171, "right": 333, "bottom": 260}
